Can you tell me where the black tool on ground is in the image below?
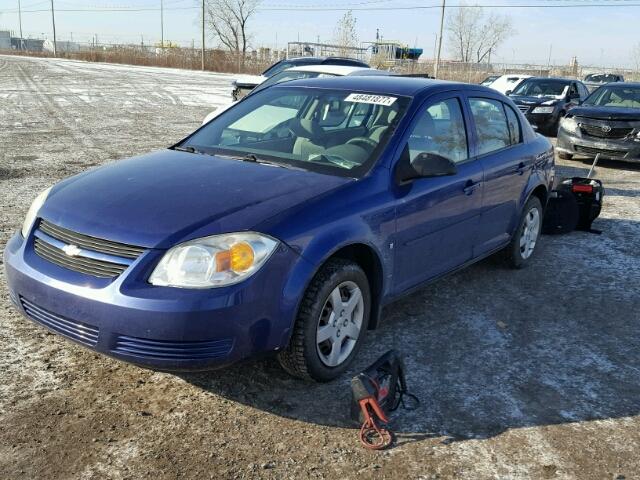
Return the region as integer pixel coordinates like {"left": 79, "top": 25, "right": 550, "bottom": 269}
{"left": 350, "top": 350, "right": 419, "bottom": 450}
{"left": 543, "top": 154, "right": 605, "bottom": 235}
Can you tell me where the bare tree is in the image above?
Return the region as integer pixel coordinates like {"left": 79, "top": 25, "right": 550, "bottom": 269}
{"left": 205, "top": 0, "right": 259, "bottom": 56}
{"left": 333, "top": 10, "right": 358, "bottom": 56}
{"left": 446, "top": 3, "right": 513, "bottom": 63}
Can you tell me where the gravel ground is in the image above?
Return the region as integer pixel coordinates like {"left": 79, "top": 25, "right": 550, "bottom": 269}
{"left": 1, "top": 54, "right": 639, "bottom": 480}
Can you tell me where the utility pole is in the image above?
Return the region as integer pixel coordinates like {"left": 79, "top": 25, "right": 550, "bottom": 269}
{"left": 18, "top": 0, "right": 24, "bottom": 49}
{"left": 160, "top": 0, "right": 164, "bottom": 49}
{"left": 50, "top": 0, "right": 57, "bottom": 56}
{"left": 201, "top": 0, "right": 205, "bottom": 70}
{"left": 434, "top": 0, "right": 445, "bottom": 78}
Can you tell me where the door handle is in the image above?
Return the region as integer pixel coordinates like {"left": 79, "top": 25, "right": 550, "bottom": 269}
{"left": 463, "top": 181, "right": 481, "bottom": 195}
{"left": 516, "top": 162, "right": 526, "bottom": 175}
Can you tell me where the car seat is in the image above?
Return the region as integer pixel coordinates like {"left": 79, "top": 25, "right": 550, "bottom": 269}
{"left": 291, "top": 119, "right": 325, "bottom": 159}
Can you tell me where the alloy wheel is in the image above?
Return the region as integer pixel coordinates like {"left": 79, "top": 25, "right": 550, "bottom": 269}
{"left": 519, "top": 206, "right": 541, "bottom": 259}
{"left": 315, "top": 281, "right": 364, "bottom": 367}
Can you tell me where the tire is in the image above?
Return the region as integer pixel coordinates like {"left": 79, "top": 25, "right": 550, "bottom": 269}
{"left": 277, "top": 259, "right": 371, "bottom": 382}
{"left": 504, "top": 196, "right": 543, "bottom": 269}
{"left": 558, "top": 152, "right": 573, "bottom": 160}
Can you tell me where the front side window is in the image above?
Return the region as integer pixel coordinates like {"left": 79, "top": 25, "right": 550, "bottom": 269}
{"left": 407, "top": 98, "right": 468, "bottom": 164}
{"left": 182, "top": 87, "right": 410, "bottom": 177}
{"left": 469, "top": 98, "right": 511, "bottom": 155}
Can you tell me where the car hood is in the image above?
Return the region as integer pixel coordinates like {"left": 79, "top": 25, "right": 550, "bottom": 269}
{"left": 567, "top": 105, "right": 640, "bottom": 121}
{"left": 510, "top": 95, "right": 560, "bottom": 106}
{"left": 40, "top": 150, "right": 351, "bottom": 249}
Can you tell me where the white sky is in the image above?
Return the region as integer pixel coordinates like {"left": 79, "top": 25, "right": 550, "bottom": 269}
{"left": 0, "top": 0, "right": 638, "bottom": 68}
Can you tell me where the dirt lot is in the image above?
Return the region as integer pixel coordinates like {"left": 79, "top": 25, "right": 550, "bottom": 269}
{"left": 1, "top": 55, "right": 639, "bottom": 480}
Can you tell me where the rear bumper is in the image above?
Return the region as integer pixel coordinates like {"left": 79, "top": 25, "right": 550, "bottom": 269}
{"left": 557, "top": 130, "right": 640, "bottom": 162}
{"left": 4, "top": 232, "right": 308, "bottom": 371}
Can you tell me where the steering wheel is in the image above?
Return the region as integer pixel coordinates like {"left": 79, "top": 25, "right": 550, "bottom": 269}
{"left": 346, "top": 137, "right": 378, "bottom": 152}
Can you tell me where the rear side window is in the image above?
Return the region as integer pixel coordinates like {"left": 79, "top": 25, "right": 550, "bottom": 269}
{"left": 504, "top": 104, "right": 521, "bottom": 145}
{"left": 407, "top": 98, "right": 468, "bottom": 164}
{"left": 469, "top": 98, "right": 511, "bottom": 155}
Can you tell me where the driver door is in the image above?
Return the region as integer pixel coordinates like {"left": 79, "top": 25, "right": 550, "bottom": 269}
{"left": 392, "top": 93, "right": 484, "bottom": 294}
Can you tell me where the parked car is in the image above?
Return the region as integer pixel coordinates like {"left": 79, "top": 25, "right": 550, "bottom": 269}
{"left": 508, "top": 77, "right": 590, "bottom": 135}
{"left": 231, "top": 56, "right": 370, "bottom": 100}
{"left": 583, "top": 73, "right": 624, "bottom": 93}
{"left": 556, "top": 82, "right": 640, "bottom": 161}
{"left": 480, "top": 74, "right": 501, "bottom": 86}
{"left": 485, "top": 74, "right": 532, "bottom": 95}
{"left": 203, "top": 65, "right": 389, "bottom": 125}
{"left": 5, "top": 77, "right": 554, "bottom": 381}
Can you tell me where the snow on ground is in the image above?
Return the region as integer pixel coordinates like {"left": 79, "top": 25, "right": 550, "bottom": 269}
{"left": 1, "top": 54, "right": 639, "bottom": 479}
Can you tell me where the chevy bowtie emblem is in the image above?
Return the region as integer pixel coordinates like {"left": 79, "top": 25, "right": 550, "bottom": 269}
{"left": 62, "top": 244, "right": 82, "bottom": 257}
{"left": 601, "top": 125, "right": 612, "bottom": 132}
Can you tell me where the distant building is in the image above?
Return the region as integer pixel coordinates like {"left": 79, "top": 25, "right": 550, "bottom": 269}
{"left": 10, "top": 37, "right": 45, "bottom": 52}
{"left": 43, "top": 39, "right": 80, "bottom": 53}
{"left": 0, "top": 31, "right": 11, "bottom": 50}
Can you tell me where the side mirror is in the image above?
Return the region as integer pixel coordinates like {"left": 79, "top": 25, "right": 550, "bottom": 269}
{"left": 505, "top": 89, "right": 513, "bottom": 96}
{"left": 396, "top": 148, "right": 457, "bottom": 184}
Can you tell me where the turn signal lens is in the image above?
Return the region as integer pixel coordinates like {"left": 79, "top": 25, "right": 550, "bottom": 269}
{"left": 230, "top": 242, "right": 255, "bottom": 272}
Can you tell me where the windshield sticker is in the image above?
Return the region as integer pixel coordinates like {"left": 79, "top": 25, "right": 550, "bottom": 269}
{"left": 345, "top": 93, "right": 397, "bottom": 106}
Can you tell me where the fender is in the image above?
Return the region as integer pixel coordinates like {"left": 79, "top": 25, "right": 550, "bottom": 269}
{"left": 276, "top": 222, "right": 391, "bottom": 349}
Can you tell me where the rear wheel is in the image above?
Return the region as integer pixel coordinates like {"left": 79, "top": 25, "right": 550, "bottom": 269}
{"left": 504, "top": 196, "right": 543, "bottom": 269}
{"left": 278, "top": 259, "right": 370, "bottom": 382}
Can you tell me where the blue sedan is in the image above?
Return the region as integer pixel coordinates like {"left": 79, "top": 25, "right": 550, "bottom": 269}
{"left": 4, "top": 77, "right": 555, "bottom": 381}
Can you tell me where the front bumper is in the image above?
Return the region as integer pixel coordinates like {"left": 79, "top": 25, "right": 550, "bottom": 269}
{"left": 557, "top": 129, "right": 640, "bottom": 162}
{"left": 524, "top": 111, "right": 559, "bottom": 133}
{"left": 4, "top": 231, "right": 308, "bottom": 371}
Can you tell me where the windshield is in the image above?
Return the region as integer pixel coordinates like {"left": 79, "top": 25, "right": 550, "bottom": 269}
{"left": 512, "top": 79, "right": 569, "bottom": 98}
{"left": 251, "top": 71, "right": 337, "bottom": 95}
{"left": 480, "top": 75, "right": 499, "bottom": 86}
{"left": 262, "top": 59, "right": 314, "bottom": 77}
{"left": 181, "top": 87, "right": 410, "bottom": 177}
{"left": 583, "top": 85, "right": 640, "bottom": 109}
{"left": 584, "top": 74, "right": 619, "bottom": 83}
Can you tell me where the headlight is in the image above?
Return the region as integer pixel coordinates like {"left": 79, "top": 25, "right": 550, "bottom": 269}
{"left": 532, "top": 106, "right": 555, "bottom": 114}
{"left": 149, "top": 232, "right": 278, "bottom": 288}
{"left": 560, "top": 116, "right": 579, "bottom": 135}
{"left": 21, "top": 187, "right": 52, "bottom": 237}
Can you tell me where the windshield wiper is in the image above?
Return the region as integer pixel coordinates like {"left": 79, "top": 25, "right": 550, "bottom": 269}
{"left": 173, "top": 145, "right": 203, "bottom": 154}
{"left": 242, "top": 153, "right": 258, "bottom": 162}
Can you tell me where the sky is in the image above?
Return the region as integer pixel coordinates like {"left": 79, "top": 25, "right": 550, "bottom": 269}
{"left": 0, "top": 0, "right": 638, "bottom": 68}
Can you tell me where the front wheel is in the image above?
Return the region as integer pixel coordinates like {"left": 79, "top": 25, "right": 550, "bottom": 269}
{"left": 504, "top": 196, "right": 543, "bottom": 269}
{"left": 277, "top": 259, "right": 371, "bottom": 382}
{"left": 558, "top": 152, "right": 573, "bottom": 160}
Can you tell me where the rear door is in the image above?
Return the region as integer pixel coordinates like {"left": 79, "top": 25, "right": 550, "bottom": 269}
{"left": 466, "top": 94, "right": 532, "bottom": 254}
{"left": 392, "top": 92, "right": 484, "bottom": 294}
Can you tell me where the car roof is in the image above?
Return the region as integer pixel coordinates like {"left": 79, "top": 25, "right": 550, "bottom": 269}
{"left": 274, "top": 75, "right": 483, "bottom": 98}
{"left": 285, "top": 65, "right": 383, "bottom": 76}
{"left": 524, "top": 77, "right": 577, "bottom": 83}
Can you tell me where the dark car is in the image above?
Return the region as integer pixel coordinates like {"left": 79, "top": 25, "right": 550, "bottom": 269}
{"left": 508, "top": 77, "right": 590, "bottom": 136}
{"left": 583, "top": 73, "right": 624, "bottom": 93}
{"left": 5, "top": 77, "right": 554, "bottom": 381}
{"left": 556, "top": 82, "right": 640, "bottom": 162}
{"left": 232, "top": 56, "right": 370, "bottom": 100}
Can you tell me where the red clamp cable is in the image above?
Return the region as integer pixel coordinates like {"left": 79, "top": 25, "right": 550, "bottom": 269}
{"left": 358, "top": 397, "right": 393, "bottom": 450}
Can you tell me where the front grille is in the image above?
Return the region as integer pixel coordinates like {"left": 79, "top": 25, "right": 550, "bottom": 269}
{"left": 517, "top": 105, "right": 530, "bottom": 114}
{"left": 20, "top": 296, "right": 99, "bottom": 347}
{"left": 574, "top": 145, "right": 626, "bottom": 158}
{"left": 34, "top": 238, "right": 129, "bottom": 278}
{"left": 580, "top": 123, "right": 634, "bottom": 139}
{"left": 34, "top": 220, "right": 145, "bottom": 278}
{"left": 112, "top": 335, "right": 233, "bottom": 361}
{"left": 39, "top": 220, "right": 145, "bottom": 258}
